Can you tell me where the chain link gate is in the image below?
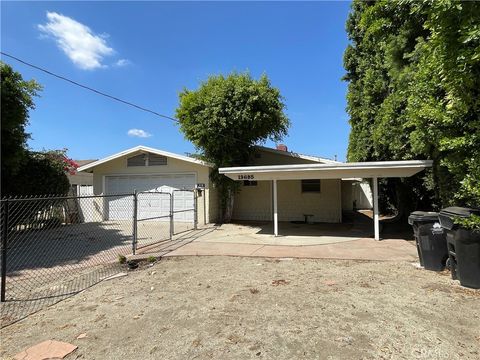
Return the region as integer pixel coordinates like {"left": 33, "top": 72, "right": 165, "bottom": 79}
{"left": 134, "top": 191, "right": 173, "bottom": 252}
{"left": 172, "top": 190, "right": 197, "bottom": 235}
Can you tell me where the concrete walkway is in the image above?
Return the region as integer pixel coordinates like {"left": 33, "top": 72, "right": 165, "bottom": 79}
{"left": 158, "top": 223, "right": 418, "bottom": 262}
{"left": 164, "top": 237, "right": 417, "bottom": 261}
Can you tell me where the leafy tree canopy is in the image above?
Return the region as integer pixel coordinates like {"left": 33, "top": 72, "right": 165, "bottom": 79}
{"left": 344, "top": 0, "right": 480, "bottom": 217}
{"left": 1, "top": 62, "right": 74, "bottom": 197}
{"left": 1, "top": 62, "right": 41, "bottom": 181}
{"left": 176, "top": 72, "right": 290, "bottom": 220}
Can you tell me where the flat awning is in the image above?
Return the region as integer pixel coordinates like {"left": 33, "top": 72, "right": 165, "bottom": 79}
{"left": 219, "top": 160, "right": 433, "bottom": 181}
{"left": 219, "top": 160, "right": 433, "bottom": 240}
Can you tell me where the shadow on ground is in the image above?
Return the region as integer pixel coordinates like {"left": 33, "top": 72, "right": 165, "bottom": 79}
{"left": 1, "top": 225, "right": 205, "bottom": 328}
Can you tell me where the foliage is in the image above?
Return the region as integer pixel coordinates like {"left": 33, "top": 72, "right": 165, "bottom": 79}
{"left": 1, "top": 61, "right": 42, "bottom": 192}
{"left": 454, "top": 215, "right": 480, "bottom": 232}
{"left": 118, "top": 255, "right": 127, "bottom": 264}
{"left": 1, "top": 63, "right": 77, "bottom": 197}
{"left": 176, "top": 72, "right": 289, "bottom": 221}
{"left": 8, "top": 150, "right": 73, "bottom": 196}
{"left": 344, "top": 1, "right": 480, "bottom": 219}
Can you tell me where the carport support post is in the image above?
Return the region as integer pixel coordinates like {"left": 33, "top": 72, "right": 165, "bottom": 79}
{"left": 373, "top": 177, "right": 380, "bottom": 241}
{"left": 273, "top": 179, "right": 278, "bottom": 236}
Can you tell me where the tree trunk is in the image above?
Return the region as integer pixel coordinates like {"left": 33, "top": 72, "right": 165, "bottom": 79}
{"left": 222, "top": 188, "right": 235, "bottom": 223}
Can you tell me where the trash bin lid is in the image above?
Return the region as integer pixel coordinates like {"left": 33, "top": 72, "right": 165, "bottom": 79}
{"left": 408, "top": 211, "right": 439, "bottom": 224}
{"left": 439, "top": 207, "right": 480, "bottom": 230}
{"left": 439, "top": 207, "right": 480, "bottom": 219}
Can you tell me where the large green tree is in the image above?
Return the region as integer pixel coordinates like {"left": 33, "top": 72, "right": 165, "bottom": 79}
{"left": 1, "top": 62, "right": 72, "bottom": 196}
{"left": 344, "top": 0, "right": 480, "bottom": 218}
{"left": 176, "top": 72, "right": 290, "bottom": 221}
{"left": 1, "top": 62, "right": 41, "bottom": 193}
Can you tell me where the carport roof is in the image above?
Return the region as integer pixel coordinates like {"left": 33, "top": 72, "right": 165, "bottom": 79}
{"left": 77, "top": 145, "right": 213, "bottom": 172}
{"left": 219, "top": 160, "right": 433, "bottom": 180}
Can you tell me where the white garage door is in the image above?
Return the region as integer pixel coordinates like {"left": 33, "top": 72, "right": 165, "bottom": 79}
{"left": 105, "top": 174, "right": 195, "bottom": 221}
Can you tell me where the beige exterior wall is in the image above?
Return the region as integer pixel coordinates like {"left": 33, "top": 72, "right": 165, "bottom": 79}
{"left": 208, "top": 180, "right": 219, "bottom": 223}
{"left": 233, "top": 148, "right": 342, "bottom": 223}
{"left": 233, "top": 179, "right": 342, "bottom": 223}
{"left": 89, "top": 151, "right": 217, "bottom": 223}
{"left": 341, "top": 180, "right": 373, "bottom": 211}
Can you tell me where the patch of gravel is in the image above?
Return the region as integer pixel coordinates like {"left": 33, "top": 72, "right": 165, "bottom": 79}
{"left": 1, "top": 256, "right": 479, "bottom": 359}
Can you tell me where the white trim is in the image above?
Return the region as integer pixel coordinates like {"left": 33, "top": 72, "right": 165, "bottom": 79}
{"left": 220, "top": 160, "right": 433, "bottom": 173}
{"left": 219, "top": 160, "right": 433, "bottom": 180}
{"left": 273, "top": 179, "right": 278, "bottom": 236}
{"left": 373, "top": 176, "right": 380, "bottom": 241}
{"left": 78, "top": 146, "right": 213, "bottom": 172}
{"left": 256, "top": 146, "right": 341, "bottom": 164}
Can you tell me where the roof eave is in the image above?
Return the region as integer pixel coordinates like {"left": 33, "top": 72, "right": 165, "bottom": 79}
{"left": 77, "top": 145, "right": 213, "bottom": 172}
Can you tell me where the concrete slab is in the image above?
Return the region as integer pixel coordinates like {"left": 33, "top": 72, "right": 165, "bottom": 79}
{"left": 165, "top": 241, "right": 265, "bottom": 257}
{"left": 165, "top": 237, "right": 417, "bottom": 262}
{"left": 161, "top": 222, "right": 418, "bottom": 262}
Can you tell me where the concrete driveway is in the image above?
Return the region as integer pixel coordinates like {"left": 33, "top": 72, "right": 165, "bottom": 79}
{"left": 137, "top": 221, "right": 419, "bottom": 262}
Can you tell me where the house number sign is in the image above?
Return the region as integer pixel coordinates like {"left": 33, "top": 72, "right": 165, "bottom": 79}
{"left": 238, "top": 174, "right": 255, "bottom": 180}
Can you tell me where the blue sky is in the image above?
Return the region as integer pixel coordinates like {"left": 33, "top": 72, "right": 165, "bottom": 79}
{"left": 2, "top": 1, "right": 352, "bottom": 161}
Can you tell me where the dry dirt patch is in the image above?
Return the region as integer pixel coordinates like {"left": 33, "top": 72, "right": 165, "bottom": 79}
{"left": 1, "top": 256, "right": 479, "bottom": 360}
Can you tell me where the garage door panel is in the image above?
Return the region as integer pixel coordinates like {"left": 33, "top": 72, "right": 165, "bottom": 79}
{"left": 105, "top": 174, "right": 195, "bottom": 221}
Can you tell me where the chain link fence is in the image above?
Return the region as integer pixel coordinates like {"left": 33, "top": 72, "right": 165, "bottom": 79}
{"left": 172, "top": 190, "right": 197, "bottom": 235}
{"left": 0, "top": 190, "right": 198, "bottom": 326}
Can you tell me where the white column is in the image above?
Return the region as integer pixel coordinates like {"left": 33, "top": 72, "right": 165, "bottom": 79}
{"left": 273, "top": 179, "right": 278, "bottom": 236}
{"left": 373, "top": 176, "right": 380, "bottom": 241}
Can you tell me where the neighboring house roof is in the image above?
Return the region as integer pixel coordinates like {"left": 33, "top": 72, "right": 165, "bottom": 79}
{"left": 77, "top": 146, "right": 213, "bottom": 172}
{"left": 255, "top": 146, "right": 342, "bottom": 164}
{"left": 75, "top": 159, "right": 97, "bottom": 167}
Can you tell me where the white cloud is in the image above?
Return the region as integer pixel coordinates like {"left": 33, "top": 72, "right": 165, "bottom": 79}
{"left": 114, "top": 59, "right": 131, "bottom": 67}
{"left": 127, "top": 129, "right": 152, "bottom": 138}
{"left": 38, "top": 12, "right": 114, "bottom": 70}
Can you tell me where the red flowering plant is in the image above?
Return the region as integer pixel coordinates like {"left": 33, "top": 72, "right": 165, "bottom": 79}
{"left": 43, "top": 149, "right": 79, "bottom": 175}
{"left": 63, "top": 157, "right": 79, "bottom": 175}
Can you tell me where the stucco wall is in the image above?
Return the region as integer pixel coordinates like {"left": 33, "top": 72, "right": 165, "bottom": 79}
{"left": 233, "top": 179, "right": 342, "bottom": 223}
{"left": 207, "top": 180, "right": 219, "bottom": 223}
{"left": 341, "top": 180, "right": 373, "bottom": 211}
{"left": 233, "top": 148, "right": 342, "bottom": 223}
{"left": 88, "top": 152, "right": 215, "bottom": 223}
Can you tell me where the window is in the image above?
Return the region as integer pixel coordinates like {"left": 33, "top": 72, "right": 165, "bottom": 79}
{"left": 301, "top": 179, "right": 320, "bottom": 193}
{"left": 148, "top": 154, "right": 167, "bottom": 166}
{"left": 127, "top": 154, "right": 146, "bottom": 167}
{"left": 127, "top": 153, "right": 168, "bottom": 167}
{"left": 243, "top": 180, "right": 258, "bottom": 186}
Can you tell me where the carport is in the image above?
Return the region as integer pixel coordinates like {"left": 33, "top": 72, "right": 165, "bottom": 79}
{"left": 219, "top": 160, "right": 432, "bottom": 240}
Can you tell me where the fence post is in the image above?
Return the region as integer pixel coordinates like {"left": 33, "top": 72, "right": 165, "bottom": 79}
{"left": 132, "top": 190, "right": 138, "bottom": 255}
{"left": 169, "top": 193, "right": 174, "bottom": 239}
{"left": 1, "top": 200, "right": 9, "bottom": 302}
{"left": 194, "top": 191, "right": 198, "bottom": 230}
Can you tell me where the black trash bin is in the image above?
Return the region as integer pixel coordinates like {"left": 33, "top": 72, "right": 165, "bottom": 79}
{"left": 408, "top": 211, "right": 448, "bottom": 271}
{"left": 439, "top": 207, "right": 480, "bottom": 289}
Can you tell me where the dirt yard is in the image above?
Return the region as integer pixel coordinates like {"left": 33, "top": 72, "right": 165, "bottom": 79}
{"left": 1, "top": 256, "right": 479, "bottom": 359}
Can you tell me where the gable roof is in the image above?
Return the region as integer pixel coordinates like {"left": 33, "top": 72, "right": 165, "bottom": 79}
{"left": 256, "top": 146, "right": 342, "bottom": 164}
{"left": 77, "top": 146, "right": 213, "bottom": 172}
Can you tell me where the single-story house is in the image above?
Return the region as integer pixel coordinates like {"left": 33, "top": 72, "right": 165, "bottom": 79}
{"left": 67, "top": 159, "right": 96, "bottom": 196}
{"left": 78, "top": 145, "right": 432, "bottom": 240}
